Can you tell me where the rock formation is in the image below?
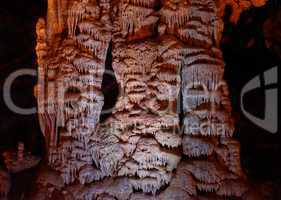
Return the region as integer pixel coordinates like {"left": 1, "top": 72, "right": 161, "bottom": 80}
{"left": 0, "top": 142, "right": 40, "bottom": 200}
{"left": 32, "top": 0, "right": 267, "bottom": 199}
{"left": 36, "top": 0, "right": 111, "bottom": 186}
{"left": 164, "top": 0, "right": 247, "bottom": 198}
{"left": 2, "top": 142, "right": 41, "bottom": 173}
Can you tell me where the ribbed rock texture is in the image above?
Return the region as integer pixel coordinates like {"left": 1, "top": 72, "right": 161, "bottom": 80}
{"left": 32, "top": 0, "right": 266, "bottom": 199}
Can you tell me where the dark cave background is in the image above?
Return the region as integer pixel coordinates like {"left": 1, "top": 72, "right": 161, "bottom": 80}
{"left": 0, "top": 0, "right": 280, "bottom": 198}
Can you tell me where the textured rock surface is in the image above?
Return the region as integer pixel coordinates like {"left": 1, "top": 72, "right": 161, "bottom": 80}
{"left": 36, "top": 0, "right": 111, "bottom": 187}
{"left": 32, "top": 0, "right": 267, "bottom": 199}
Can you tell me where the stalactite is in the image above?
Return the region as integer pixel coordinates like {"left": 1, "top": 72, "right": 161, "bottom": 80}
{"left": 121, "top": 0, "right": 158, "bottom": 8}
{"left": 160, "top": 7, "right": 190, "bottom": 28}
{"left": 68, "top": 1, "right": 86, "bottom": 37}
{"left": 119, "top": 4, "right": 154, "bottom": 36}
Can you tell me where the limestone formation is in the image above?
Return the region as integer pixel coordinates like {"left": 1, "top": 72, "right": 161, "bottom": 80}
{"left": 36, "top": 0, "right": 111, "bottom": 187}
{"left": 32, "top": 0, "right": 267, "bottom": 199}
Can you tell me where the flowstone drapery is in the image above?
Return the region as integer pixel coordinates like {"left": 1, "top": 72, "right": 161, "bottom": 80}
{"left": 31, "top": 0, "right": 266, "bottom": 199}
{"left": 162, "top": 0, "right": 247, "bottom": 198}
{"left": 36, "top": 0, "right": 111, "bottom": 186}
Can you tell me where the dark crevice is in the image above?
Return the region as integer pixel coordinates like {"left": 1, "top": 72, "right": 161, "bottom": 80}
{"left": 100, "top": 41, "right": 119, "bottom": 122}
